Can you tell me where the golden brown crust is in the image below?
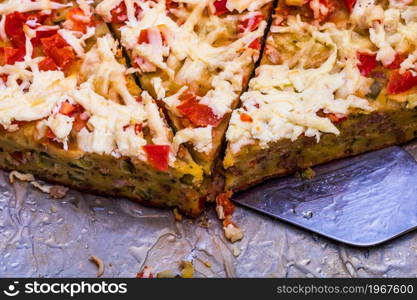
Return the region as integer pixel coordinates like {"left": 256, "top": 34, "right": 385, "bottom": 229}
{"left": 0, "top": 163, "right": 202, "bottom": 217}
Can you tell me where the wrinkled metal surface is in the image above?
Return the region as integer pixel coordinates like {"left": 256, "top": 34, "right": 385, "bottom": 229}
{"left": 1, "top": 144, "right": 417, "bottom": 278}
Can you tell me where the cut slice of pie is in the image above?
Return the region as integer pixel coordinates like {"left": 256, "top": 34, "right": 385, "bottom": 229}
{"left": 0, "top": 0, "right": 211, "bottom": 216}
{"left": 223, "top": 0, "right": 417, "bottom": 192}
{"left": 95, "top": 0, "right": 275, "bottom": 175}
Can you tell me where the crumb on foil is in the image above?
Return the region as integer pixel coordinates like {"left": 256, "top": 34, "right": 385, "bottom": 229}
{"left": 216, "top": 191, "right": 243, "bottom": 243}
{"left": 180, "top": 261, "right": 194, "bottom": 278}
{"left": 298, "top": 167, "right": 316, "bottom": 180}
{"left": 136, "top": 266, "right": 154, "bottom": 278}
{"left": 9, "top": 170, "right": 68, "bottom": 199}
{"left": 48, "top": 185, "right": 70, "bottom": 199}
{"left": 156, "top": 270, "right": 175, "bottom": 278}
{"left": 9, "top": 171, "right": 34, "bottom": 183}
{"left": 223, "top": 219, "right": 244, "bottom": 243}
{"left": 231, "top": 245, "right": 241, "bottom": 257}
{"left": 89, "top": 255, "right": 105, "bottom": 277}
{"left": 173, "top": 208, "right": 183, "bottom": 221}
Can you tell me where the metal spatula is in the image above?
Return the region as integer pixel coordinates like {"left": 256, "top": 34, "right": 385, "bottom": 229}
{"left": 232, "top": 146, "right": 417, "bottom": 247}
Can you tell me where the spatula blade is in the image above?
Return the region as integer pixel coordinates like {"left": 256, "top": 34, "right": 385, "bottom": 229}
{"left": 232, "top": 146, "right": 417, "bottom": 247}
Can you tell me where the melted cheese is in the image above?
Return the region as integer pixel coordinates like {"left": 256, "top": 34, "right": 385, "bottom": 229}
{"left": 173, "top": 126, "right": 213, "bottom": 155}
{"left": 351, "top": 0, "right": 380, "bottom": 28}
{"left": 37, "top": 114, "right": 74, "bottom": 149}
{"left": 75, "top": 35, "right": 173, "bottom": 160}
{"left": 73, "top": 81, "right": 147, "bottom": 159}
{"left": 369, "top": 22, "right": 396, "bottom": 66}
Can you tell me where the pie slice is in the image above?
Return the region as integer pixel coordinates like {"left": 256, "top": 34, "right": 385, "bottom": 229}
{"left": 0, "top": 0, "right": 212, "bottom": 216}
{"left": 95, "top": 0, "right": 275, "bottom": 175}
{"left": 223, "top": 0, "right": 417, "bottom": 191}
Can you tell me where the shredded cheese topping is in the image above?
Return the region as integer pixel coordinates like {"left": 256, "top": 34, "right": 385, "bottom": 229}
{"left": 96, "top": 0, "right": 272, "bottom": 154}
{"left": 351, "top": 0, "right": 417, "bottom": 68}
{"left": 0, "top": 0, "right": 72, "bottom": 14}
{"left": 227, "top": 0, "right": 417, "bottom": 153}
{"left": 0, "top": 2, "right": 182, "bottom": 168}
{"left": 226, "top": 13, "right": 376, "bottom": 153}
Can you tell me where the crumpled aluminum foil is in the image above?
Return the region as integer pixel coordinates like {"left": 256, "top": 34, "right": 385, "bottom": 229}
{"left": 1, "top": 144, "right": 417, "bottom": 278}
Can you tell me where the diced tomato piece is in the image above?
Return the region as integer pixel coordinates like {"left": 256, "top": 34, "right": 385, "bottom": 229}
{"left": 1, "top": 47, "right": 26, "bottom": 65}
{"left": 143, "top": 145, "right": 170, "bottom": 172}
{"left": 213, "top": 0, "right": 230, "bottom": 16}
{"left": 179, "top": 90, "right": 196, "bottom": 102}
{"left": 238, "top": 14, "right": 263, "bottom": 34}
{"left": 48, "top": 103, "right": 81, "bottom": 138}
{"left": 385, "top": 52, "right": 406, "bottom": 70}
{"left": 273, "top": 7, "right": 289, "bottom": 26}
{"left": 134, "top": 124, "right": 143, "bottom": 135}
{"left": 59, "top": 101, "right": 77, "bottom": 116}
{"left": 49, "top": 46, "right": 75, "bottom": 71}
{"left": 40, "top": 34, "right": 69, "bottom": 54}
{"left": 11, "top": 120, "right": 27, "bottom": 127}
{"left": 216, "top": 191, "right": 235, "bottom": 217}
{"left": 5, "top": 12, "right": 27, "bottom": 47}
{"left": 138, "top": 30, "right": 149, "bottom": 44}
{"left": 309, "top": 0, "right": 335, "bottom": 21}
{"left": 248, "top": 38, "right": 261, "bottom": 51}
{"left": 240, "top": 113, "right": 253, "bottom": 122}
{"left": 64, "top": 104, "right": 89, "bottom": 132}
{"left": 67, "top": 7, "right": 94, "bottom": 34}
{"left": 0, "top": 74, "right": 8, "bottom": 83}
{"left": 110, "top": 2, "right": 128, "bottom": 23}
{"left": 387, "top": 70, "right": 417, "bottom": 95}
{"left": 38, "top": 57, "right": 58, "bottom": 71}
{"left": 177, "top": 91, "right": 223, "bottom": 127}
{"left": 326, "top": 113, "right": 347, "bottom": 123}
{"left": 343, "top": 0, "right": 357, "bottom": 13}
{"left": 136, "top": 272, "right": 154, "bottom": 278}
{"left": 136, "top": 266, "right": 154, "bottom": 278}
{"left": 166, "top": 0, "right": 178, "bottom": 11}
{"left": 31, "top": 28, "right": 58, "bottom": 46}
{"left": 110, "top": 2, "right": 142, "bottom": 23}
{"left": 46, "top": 128, "right": 56, "bottom": 139}
{"left": 20, "top": 11, "right": 55, "bottom": 45}
{"left": 319, "top": 109, "right": 347, "bottom": 123}
{"left": 25, "top": 12, "right": 50, "bottom": 26}
{"left": 357, "top": 52, "right": 377, "bottom": 77}
{"left": 41, "top": 34, "right": 75, "bottom": 71}
{"left": 72, "top": 114, "right": 89, "bottom": 132}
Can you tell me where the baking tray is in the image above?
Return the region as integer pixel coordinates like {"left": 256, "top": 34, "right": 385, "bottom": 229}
{"left": 1, "top": 143, "right": 417, "bottom": 277}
